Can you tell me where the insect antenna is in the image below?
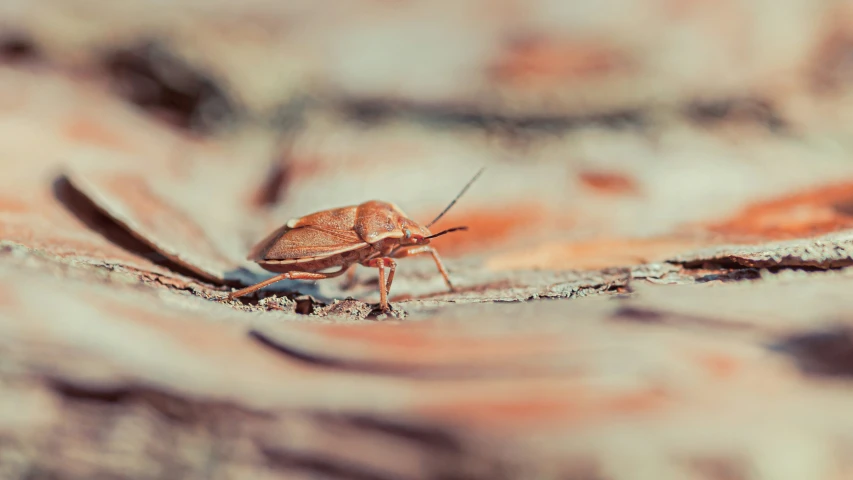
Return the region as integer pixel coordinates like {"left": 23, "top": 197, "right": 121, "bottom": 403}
{"left": 425, "top": 167, "right": 485, "bottom": 228}
{"left": 425, "top": 226, "right": 468, "bottom": 239}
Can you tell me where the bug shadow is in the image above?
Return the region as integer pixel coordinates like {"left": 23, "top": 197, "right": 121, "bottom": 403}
{"left": 52, "top": 175, "right": 213, "bottom": 281}
{"left": 222, "top": 268, "right": 332, "bottom": 304}
{"left": 222, "top": 271, "right": 405, "bottom": 318}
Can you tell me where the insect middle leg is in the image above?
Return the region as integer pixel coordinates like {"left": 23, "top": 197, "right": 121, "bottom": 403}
{"left": 361, "top": 258, "right": 397, "bottom": 311}
{"left": 341, "top": 266, "right": 358, "bottom": 290}
{"left": 391, "top": 245, "right": 455, "bottom": 291}
{"left": 227, "top": 267, "right": 349, "bottom": 300}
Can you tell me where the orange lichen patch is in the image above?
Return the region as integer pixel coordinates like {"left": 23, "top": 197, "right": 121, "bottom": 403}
{"left": 0, "top": 285, "right": 15, "bottom": 308}
{"left": 807, "top": 2, "right": 853, "bottom": 92}
{"left": 578, "top": 171, "right": 639, "bottom": 195}
{"left": 424, "top": 203, "right": 558, "bottom": 257}
{"left": 429, "top": 396, "right": 579, "bottom": 426}
{"left": 279, "top": 322, "right": 566, "bottom": 369}
{"left": 706, "top": 181, "right": 853, "bottom": 240}
{"left": 605, "top": 388, "right": 671, "bottom": 415}
{"left": 0, "top": 218, "right": 147, "bottom": 267}
{"left": 662, "top": 0, "right": 722, "bottom": 19}
{"left": 94, "top": 297, "right": 317, "bottom": 377}
{"left": 280, "top": 156, "right": 327, "bottom": 184}
{"left": 695, "top": 353, "right": 740, "bottom": 380}
{"left": 419, "top": 386, "right": 670, "bottom": 430}
{"left": 0, "top": 196, "right": 31, "bottom": 214}
{"left": 490, "top": 37, "right": 630, "bottom": 88}
{"left": 61, "top": 117, "right": 135, "bottom": 153}
{"left": 486, "top": 237, "right": 707, "bottom": 271}
{"left": 310, "top": 322, "right": 451, "bottom": 350}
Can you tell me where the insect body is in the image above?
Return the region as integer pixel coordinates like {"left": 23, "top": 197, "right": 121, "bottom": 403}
{"left": 228, "top": 169, "right": 483, "bottom": 311}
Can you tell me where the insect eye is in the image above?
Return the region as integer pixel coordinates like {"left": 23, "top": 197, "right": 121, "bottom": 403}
{"left": 404, "top": 229, "right": 411, "bottom": 239}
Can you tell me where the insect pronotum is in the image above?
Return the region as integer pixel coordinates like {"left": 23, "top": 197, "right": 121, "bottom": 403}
{"left": 228, "top": 168, "right": 484, "bottom": 311}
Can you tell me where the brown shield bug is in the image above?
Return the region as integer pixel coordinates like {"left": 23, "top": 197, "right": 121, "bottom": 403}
{"left": 227, "top": 168, "right": 484, "bottom": 311}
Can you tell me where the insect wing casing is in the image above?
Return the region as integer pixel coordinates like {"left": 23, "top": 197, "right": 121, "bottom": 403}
{"left": 246, "top": 200, "right": 427, "bottom": 269}
{"left": 248, "top": 206, "right": 364, "bottom": 263}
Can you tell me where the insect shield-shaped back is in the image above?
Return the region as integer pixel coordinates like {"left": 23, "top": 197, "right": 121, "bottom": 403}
{"left": 247, "top": 201, "right": 428, "bottom": 266}
{"left": 353, "top": 201, "right": 432, "bottom": 245}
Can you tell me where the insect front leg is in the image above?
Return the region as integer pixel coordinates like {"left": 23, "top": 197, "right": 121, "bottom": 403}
{"left": 391, "top": 246, "right": 455, "bottom": 291}
{"left": 361, "top": 258, "right": 397, "bottom": 312}
{"left": 227, "top": 267, "right": 349, "bottom": 300}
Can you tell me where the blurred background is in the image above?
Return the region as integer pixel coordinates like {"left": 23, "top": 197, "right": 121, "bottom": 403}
{"left": 6, "top": 0, "right": 853, "bottom": 243}
{"left": 7, "top": 1, "right": 853, "bottom": 479}
{"left": 6, "top": 0, "right": 853, "bottom": 261}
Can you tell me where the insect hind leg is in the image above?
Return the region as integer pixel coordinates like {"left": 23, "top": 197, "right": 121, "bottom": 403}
{"left": 227, "top": 267, "right": 348, "bottom": 300}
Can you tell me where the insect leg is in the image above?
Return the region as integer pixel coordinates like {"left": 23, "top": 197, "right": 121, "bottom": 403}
{"left": 385, "top": 259, "right": 397, "bottom": 294}
{"left": 340, "top": 266, "right": 357, "bottom": 290}
{"left": 391, "top": 246, "right": 455, "bottom": 291}
{"left": 361, "top": 258, "right": 397, "bottom": 312}
{"left": 362, "top": 258, "right": 397, "bottom": 294}
{"left": 227, "top": 267, "right": 348, "bottom": 300}
{"left": 227, "top": 273, "right": 290, "bottom": 299}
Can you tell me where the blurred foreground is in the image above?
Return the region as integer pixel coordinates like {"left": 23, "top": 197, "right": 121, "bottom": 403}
{"left": 4, "top": 2, "right": 853, "bottom": 479}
